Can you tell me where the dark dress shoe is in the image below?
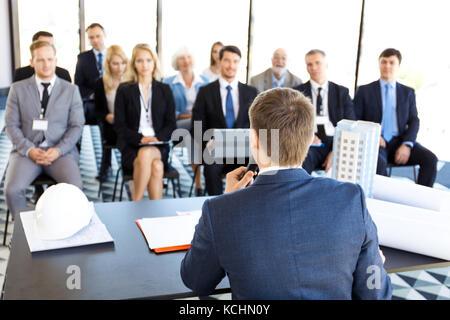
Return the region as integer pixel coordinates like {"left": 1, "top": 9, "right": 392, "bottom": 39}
{"left": 195, "top": 188, "right": 204, "bottom": 197}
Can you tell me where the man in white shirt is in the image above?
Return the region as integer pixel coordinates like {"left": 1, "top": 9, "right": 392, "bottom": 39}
{"left": 250, "top": 48, "right": 302, "bottom": 93}
{"left": 293, "top": 49, "right": 355, "bottom": 174}
{"left": 191, "top": 45, "right": 258, "bottom": 195}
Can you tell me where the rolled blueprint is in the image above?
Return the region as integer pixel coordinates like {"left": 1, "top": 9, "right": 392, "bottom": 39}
{"left": 366, "top": 198, "right": 450, "bottom": 261}
{"left": 372, "top": 174, "right": 450, "bottom": 212}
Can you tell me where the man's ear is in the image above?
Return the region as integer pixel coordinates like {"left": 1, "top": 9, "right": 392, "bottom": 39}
{"left": 30, "top": 58, "right": 34, "bottom": 68}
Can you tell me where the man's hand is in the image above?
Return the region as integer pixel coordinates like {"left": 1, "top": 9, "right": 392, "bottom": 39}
{"left": 141, "top": 136, "right": 159, "bottom": 144}
{"left": 322, "top": 151, "right": 333, "bottom": 173}
{"left": 29, "top": 148, "right": 47, "bottom": 164}
{"left": 379, "top": 136, "right": 386, "bottom": 149}
{"left": 43, "top": 148, "right": 61, "bottom": 164}
{"left": 379, "top": 247, "right": 386, "bottom": 264}
{"left": 105, "top": 113, "right": 114, "bottom": 125}
{"left": 313, "top": 135, "right": 322, "bottom": 145}
{"left": 224, "top": 166, "right": 255, "bottom": 194}
{"left": 395, "top": 144, "right": 411, "bottom": 165}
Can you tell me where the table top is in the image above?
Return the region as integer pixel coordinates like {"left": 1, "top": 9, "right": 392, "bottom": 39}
{"left": 3, "top": 196, "right": 449, "bottom": 300}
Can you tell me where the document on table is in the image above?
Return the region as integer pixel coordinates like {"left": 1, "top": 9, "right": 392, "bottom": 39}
{"left": 21, "top": 207, "right": 114, "bottom": 253}
{"left": 366, "top": 198, "right": 450, "bottom": 260}
{"left": 136, "top": 211, "right": 202, "bottom": 253}
{"left": 372, "top": 174, "right": 450, "bottom": 212}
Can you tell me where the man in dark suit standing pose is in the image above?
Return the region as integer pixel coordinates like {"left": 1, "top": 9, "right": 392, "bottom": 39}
{"left": 191, "top": 45, "right": 257, "bottom": 195}
{"left": 294, "top": 49, "right": 355, "bottom": 174}
{"left": 74, "top": 23, "right": 106, "bottom": 125}
{"left": 181, "top": 88, "right": 392, "bottom": 299}
{"left": 354, "top": 48, "right": 437, "bottom": 187}
{"left": 14, "top": 31, "right": 71, "bottom": 83}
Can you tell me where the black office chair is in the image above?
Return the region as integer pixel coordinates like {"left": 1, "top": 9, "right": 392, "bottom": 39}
{"left": 387, "top": 163, "right": 418, "bottom": 183}
{"left": 3, "top": 174, "right": 57, "bottom": 246}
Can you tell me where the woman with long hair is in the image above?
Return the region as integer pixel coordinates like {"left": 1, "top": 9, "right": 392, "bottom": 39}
{"left": 114, "top": 44, "right": 176, "bottom": 200}
{"left": 202, "top": 41, "right": 223, "bottom": 82}
{"left": 94, "top": 44, "right": 128, "bottom": 181}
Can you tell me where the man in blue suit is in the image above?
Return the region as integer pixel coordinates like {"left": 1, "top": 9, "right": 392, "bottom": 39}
{"left": 294, "top": 49, "right": 356, "bottom": 174}
{"left": 181, "top": 88, "right": 391, "bottom": 299}
{"left": 354, "top": 48, "right": 437, "bottom": 187}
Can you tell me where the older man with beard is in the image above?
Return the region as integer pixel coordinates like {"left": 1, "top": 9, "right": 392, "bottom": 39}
{"left": 250, "top": 48, "right": 302, "bottom": 93}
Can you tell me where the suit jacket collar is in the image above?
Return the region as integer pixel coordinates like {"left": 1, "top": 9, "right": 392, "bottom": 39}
{"left": 212, "top": 79, "right": 248, "bottom": 128}
{"left": 252, "top": 168, "right": 312, "bottom": 186}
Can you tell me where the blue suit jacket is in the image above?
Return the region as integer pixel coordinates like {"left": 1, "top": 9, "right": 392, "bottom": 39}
{"left": 181, "top": 169, "right": 392, "bottom": 299}
{"left": 354, "top": 80, "right": 419, "bottom": 144}
{"left": 293, "top": 80, "right": 356, "bottom": 127}
{"left": 163, "top": 74, "right": 209, "bottom": 119}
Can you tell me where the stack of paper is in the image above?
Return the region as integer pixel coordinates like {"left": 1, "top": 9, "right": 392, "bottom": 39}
{"left": 136, "top": 211, "right": 202, "bottom": 253}
{"left": 21, "top": 208, "right": 114, "bottom": 253}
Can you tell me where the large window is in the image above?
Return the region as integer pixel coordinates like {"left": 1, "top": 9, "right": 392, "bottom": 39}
{"left": 17, "top": 0, "right": 79, "bottom": 78}
{"left": 358, "top": 0, "right": 450, "bottom": 161}
{"left": 251, "top": 0, "right": 362, "bottom": 94}
{"left": 84, "top": 0, "right": 157, "bottom": 60}
{"left": 159, "top": 0, "right": 250, "bottom": 81}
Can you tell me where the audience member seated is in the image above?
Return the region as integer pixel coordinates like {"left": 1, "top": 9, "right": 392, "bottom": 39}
{"left": 354, "top": 48, "right": 438, "bottom": 187}
{"left": 191, "top": 45, "right": 257, "bottom": 196}
{"left": 14, "top": 31, "right": 71, "bottom": 83}
{"left": 163, "top": 47, "right": 209, "bottom": 196}
{"left": 114, "top": 44, "right": 176, "bottom": 201}
{"left": 94, "top": 45, "right": 128, "bottom": 182}
{"left": 293, "top": 49, "right": 356, "bottom": 174}
{"left": 202, "top": 41, "right": 223, "bottom": 82}
{"left": 4, "top": 41, "right": 84, "bottom": 218}
{"left": 249, "top": 48, "right": 302, "bottom": 93}
{"left": 181, "top": 87, "right": 392, "bottom": 299}
{"left": 75, "top": 22, "right": 107, "bottom": 125}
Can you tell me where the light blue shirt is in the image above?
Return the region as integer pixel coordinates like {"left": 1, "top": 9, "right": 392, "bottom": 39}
{"left": 379, "top": 79, "right": 413, "bottom": 148}
{"left": 93, "top": 48, "right": 107, "bottom": 74}
{"left": 272, "top": 72, "right": 286, "bottom": 88}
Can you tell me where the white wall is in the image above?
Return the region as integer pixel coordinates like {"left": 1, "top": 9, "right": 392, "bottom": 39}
{"left": 0, "top": 0, "right": 12, "bottom": 88}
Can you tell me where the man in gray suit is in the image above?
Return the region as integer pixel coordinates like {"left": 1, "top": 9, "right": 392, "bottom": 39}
{"left": 4, "top": 40, "right": 85, "bottom": 218}
{"left": 249, "top": 48, "right": 302, "bottom": 93}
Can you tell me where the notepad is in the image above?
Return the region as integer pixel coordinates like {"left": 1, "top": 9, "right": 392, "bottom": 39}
{"left": 136, "top": 212, "right": 202, "bottom": 253}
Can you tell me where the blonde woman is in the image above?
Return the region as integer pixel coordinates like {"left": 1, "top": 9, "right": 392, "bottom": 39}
{"left": 94, "top": 45, "right": 128, "bottom": 181}
{"left": 114, "top": 44, "right": 176, "bottom": 200}
{"left": 202, "top": 41, "right": 223, "bottom": 82}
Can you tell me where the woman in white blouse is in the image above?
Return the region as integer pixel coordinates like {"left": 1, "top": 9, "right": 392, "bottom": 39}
{"left": 114, "top": 44, "right": 176, "bottom": 200}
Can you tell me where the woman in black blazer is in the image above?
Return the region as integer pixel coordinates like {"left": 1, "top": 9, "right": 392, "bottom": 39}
{"left": 94, "top": 45, "right": 128, "bottom": 181}
{"left": 114, "top": 44, "right": 176, "bottom": 200}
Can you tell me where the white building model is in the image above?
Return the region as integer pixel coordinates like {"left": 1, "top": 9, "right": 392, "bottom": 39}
{"left": 331, "top": 120, "right": 381, "bottom": 197}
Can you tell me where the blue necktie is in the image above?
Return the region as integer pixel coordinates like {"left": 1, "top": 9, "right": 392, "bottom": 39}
{"left": 225, "top": 85, "right": 235, "bottom": 128}
{"left": 98, "top": 52, "right": 103, "bottom": 75}
{"left": 382, "top": 83, "right": 393, "bottom": 143}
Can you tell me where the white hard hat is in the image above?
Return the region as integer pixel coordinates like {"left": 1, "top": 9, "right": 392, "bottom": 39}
{"left": 33, "top": 183, "right": 93, "bottom": 240}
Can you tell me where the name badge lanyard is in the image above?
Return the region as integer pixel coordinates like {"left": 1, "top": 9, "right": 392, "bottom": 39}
{"left": 139, "top": 92, "right": 152, "bottom": 125}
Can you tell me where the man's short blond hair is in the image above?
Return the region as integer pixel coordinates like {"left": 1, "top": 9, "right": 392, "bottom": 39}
{"left": 249, "top": 88, "right": 314, "bottom": 167}
{"left": 29, "top": 40, "right": 56, "bottom": 58}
